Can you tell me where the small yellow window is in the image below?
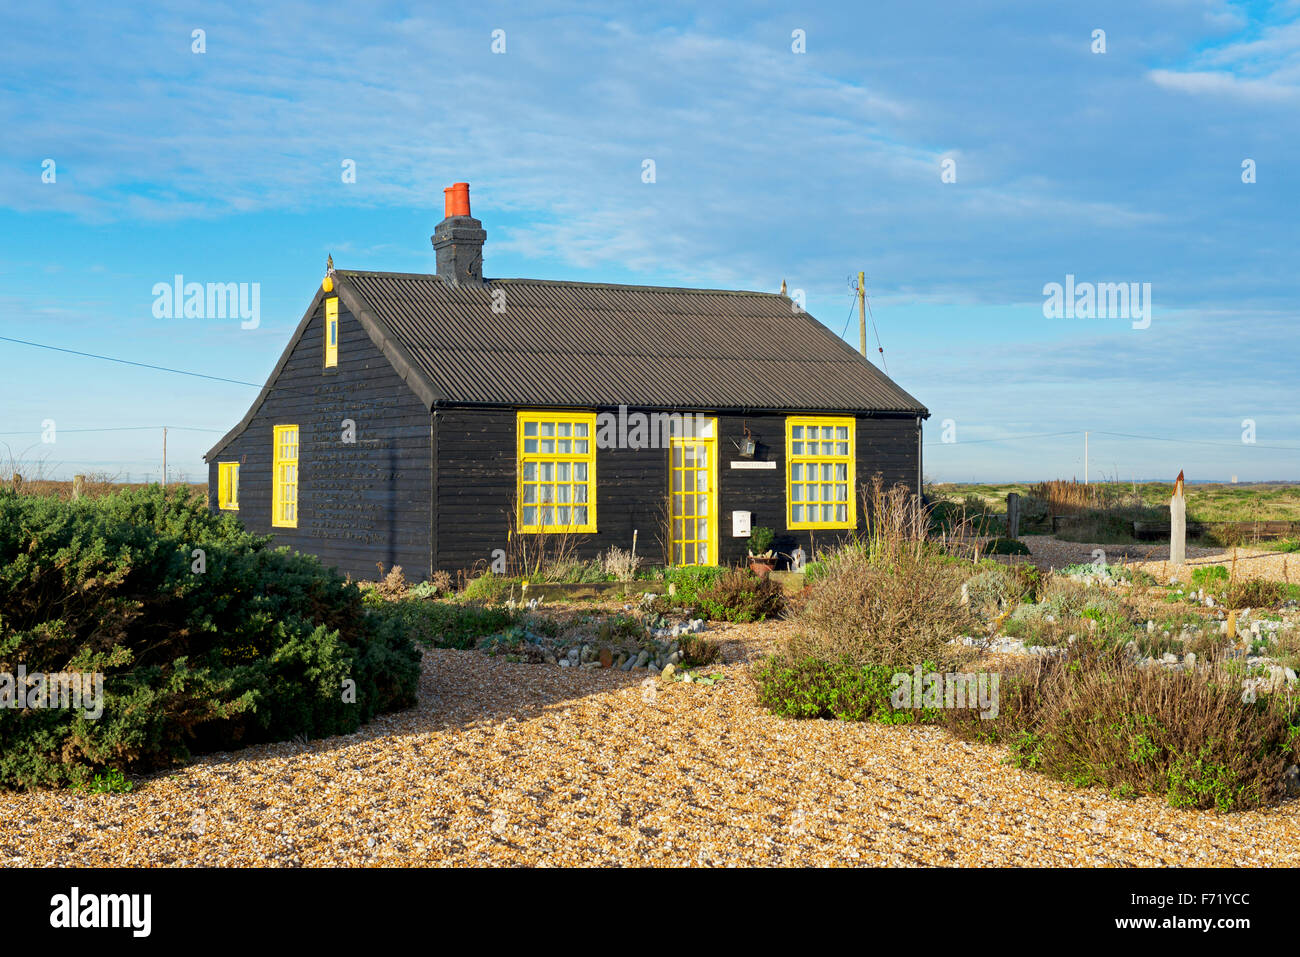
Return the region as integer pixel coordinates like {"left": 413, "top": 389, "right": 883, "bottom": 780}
{"left": 787, "top": 416, "right": 855, "bottom": 529}
{"left": 324, "top": 297, "right": 339, "bottom": 368}
{"left": 217, "top": 462, "right": 240, "bottom": 510}
{"left": 272, "top": 425, "right": 299, "bottom": 528}
{"left": 517, "top": 411, "right": 597, "bottom": 533}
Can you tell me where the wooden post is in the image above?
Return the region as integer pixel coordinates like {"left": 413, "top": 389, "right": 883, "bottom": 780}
{"left": 1006, "top": 492, "right": 1021, "bottom": 539}
{"left": 72, "top": 474, "right": 85, "bottom": 500}
{"left": 1170, "top": 470, "right": 1186, "bottom": 567}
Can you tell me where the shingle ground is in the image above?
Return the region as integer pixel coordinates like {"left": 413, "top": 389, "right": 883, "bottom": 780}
{"left": 3, "top": 619, "right": 1297, "bottom": 867}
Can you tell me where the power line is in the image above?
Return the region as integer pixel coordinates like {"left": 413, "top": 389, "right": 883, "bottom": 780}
{"left": 836, "top": 287, "right": 859, "bottom": 341}
{"left": 1090, "top": 430, "right": 1300, "bottom": 453}
{"left": 0, "top": 336, "right": 262, "bottom": 388}
{"left": 924, "top": 429, "right": 1082, "bottom": 448}
{"left": 860, "top": 275, "right": 887, "bottom": 373}
{"left": 925, "top": 428, "right": 1299, "bottom": 453}
{"left": 0, "top": 425, "right": 223, "bottom": 437}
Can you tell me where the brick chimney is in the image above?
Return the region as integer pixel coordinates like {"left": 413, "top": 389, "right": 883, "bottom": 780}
{"left": 431, "top": 182, "right": 486, "bottom": 286}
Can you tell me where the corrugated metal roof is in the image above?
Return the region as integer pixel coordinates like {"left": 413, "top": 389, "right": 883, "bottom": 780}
{"left": 338, "top": 270, "right": 928, "bottom": 414}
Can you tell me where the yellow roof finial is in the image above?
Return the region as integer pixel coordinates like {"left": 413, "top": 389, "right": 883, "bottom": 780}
{"left": 780, "top": 278, "right": 787, "bottom": 295}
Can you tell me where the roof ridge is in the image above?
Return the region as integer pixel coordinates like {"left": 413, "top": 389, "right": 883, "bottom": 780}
{"left": 338, "top": 269, "right": 786, "bottom": 299}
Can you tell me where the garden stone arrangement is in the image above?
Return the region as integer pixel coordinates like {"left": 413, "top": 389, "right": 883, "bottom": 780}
{"left": 966, "top": 562, "right": 1300, "bottom": 697}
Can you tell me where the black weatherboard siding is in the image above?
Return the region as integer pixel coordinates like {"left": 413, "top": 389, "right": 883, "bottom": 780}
{"left": 433, "top": 407, "right": 920, "bottom": 573}
{"left": 206, "top": 293, "right": 432, "bottom": 581}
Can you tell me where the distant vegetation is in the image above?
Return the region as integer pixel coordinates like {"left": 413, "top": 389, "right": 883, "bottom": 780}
{"left": 927, "top": 480, "right": 1300, "bottom": 546}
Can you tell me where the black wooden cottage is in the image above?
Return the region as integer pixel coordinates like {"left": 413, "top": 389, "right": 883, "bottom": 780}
{"left": 205, "top": 183, "right": 928, "bottom": 581}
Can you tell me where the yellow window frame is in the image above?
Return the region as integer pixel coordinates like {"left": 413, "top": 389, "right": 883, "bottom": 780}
{"left": 272, "top": 424, "right": 299, "bottom": 528}
{"left": 786, "top": 416, "right": 855, "bottom": 529}
{"left": 324, "top": 297, "right": 339, "bottom": 368}
{"left": 517, "top": 411, "right": 597, "bottom": 533}
{"left": 217, "top": 462, "right": 240, "bottom": 511}
{"left": 669, "top": 417, "right": 718, "bottom": 566}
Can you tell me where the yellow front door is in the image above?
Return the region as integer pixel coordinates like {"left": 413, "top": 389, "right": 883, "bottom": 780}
{"left": 669, "top": 417, "right": 718, "bottom": 566}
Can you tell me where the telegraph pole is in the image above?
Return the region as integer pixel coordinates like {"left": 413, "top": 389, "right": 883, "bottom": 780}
{"left": 162, "top": 427, "right": 168, "bottom": 488}
{"left": 857, "top": 271, "right": 867, "bottom": 357}
{"left": 1084, "top": 431, "right": 1089, "bottom": 485}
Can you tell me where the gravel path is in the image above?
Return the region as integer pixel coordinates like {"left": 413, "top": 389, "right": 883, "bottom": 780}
{"left": 4, "top": 622, "right": 1298, "bottom": 867}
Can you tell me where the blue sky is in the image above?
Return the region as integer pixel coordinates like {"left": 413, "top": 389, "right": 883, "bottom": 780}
{"left": 1, "top": 0, "right": 1296, "bottom": 483}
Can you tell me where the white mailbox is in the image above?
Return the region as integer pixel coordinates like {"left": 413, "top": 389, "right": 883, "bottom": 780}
{"left": 732, "top": 510, "right": 752, "bottom": 537}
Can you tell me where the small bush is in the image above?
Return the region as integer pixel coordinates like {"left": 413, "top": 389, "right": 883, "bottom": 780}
{"left": 1222, "top": 579, "right": 1283, "bottom": 610}
{"left": 802, "top": 561, "right": 828, "bottom": 585}
{"left": 941, "top": 650, "right": 1300, "bottom": 811}
{"left": 666, "top": 566, "right": 725, "bottom": 606}
{"left": 678, "top": 634, "right": 721, "bottom": 667}
{"left": 964, "top": 564, "right": 1036, "bottom": 617}
{"left": 981, "top": 537, "right": 1031, "bottom": 556}
{"left": 694, "top": 568, "right": 784, "bottom": 623}
{"left": 753, "top": 656, "right": 934, "bottom": 723}
{"left": 1040, "top": 578, "right": 1120, "bottom": 621}
{"left": 1000, "top": 603, "right": 1069, "bottom": 647}
{"left": 1191, "top": 565, "right": 1230, "bottom": 589}
{"left": 747, "top": 526, "right": 776, "bottom": 557}
{"left": 373, "top": 600, "right": 518, "bottom": 650}
{"left": 601, "top": 547, "right": 643, "bottom": 582}
{"left": 461, "top": 572, "right": 523, "bottom": 604}
{"left": 370, "top": 564, "right": 409, "bottom": 600}
{"left": 791, "top": 550, "right": 976, "bottom": 670}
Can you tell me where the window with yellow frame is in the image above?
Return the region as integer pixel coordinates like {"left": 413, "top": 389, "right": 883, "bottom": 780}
{"left": 324, "top": 297, "right": 339, "bottom": 368}
{"left": 786, "top": 416, "right": 855, "bottom": 529}
{"left": 217, "top": 462, "right": 240, "bottom": 510}
{"left": 272, "top": 425, "right": 299, "bottom": 528}
{"left": 517, "top": 411, "right": 596, "bottom": 532}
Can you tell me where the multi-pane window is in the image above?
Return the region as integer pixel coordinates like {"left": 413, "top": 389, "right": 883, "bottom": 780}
{"left": 272, "top": 425, "right": 299, "bottom": 528}
{"left": 217, "top": 462, "right": 240, "bottom": 510}
{"left": 517, "top": 412, "right": 596, "bottom": 532}
{"left": 787, "top": 416, "right": 855, "bottom": 529}
{"left": 324, "top": 297, "right": 339, "bottom": 368}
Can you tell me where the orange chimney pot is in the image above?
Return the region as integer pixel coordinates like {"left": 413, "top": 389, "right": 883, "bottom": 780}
{"left": 444, "top": 182, "right": 471, "bottom": 218}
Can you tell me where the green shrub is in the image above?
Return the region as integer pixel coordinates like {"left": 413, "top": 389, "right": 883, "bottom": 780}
{"left": 980, "top": 537, "right": 1031, "bottom": 556}
{"left": 1190, "top": 565, "right": 1230, "bottom": 589}
{"left": 746, "top": 526, "right": 776, "bottom": 556}
{"left": 369, "top": 599, "right": 518, "bottom": 650}
{"left": 753, "top": 656, "right": 936, "bottom": 723}
{"left": 1222, "top": 578, "right": 1283, "bottom": 610}
{"left": 694, "top": 568, "right": 784, "bottom": 623}
{"left": 802, "top": 561, "right": 828, "bottom": 585}
{"left": 77, "top": 769, "right": 134, "bottom": 794}
{"left": 460, "top": 572, "right": 524, "bottom": 603}
{"left": 964, "top": 564, "right": 1037, "bottom": 617}
{"left": 940, "top": 650, "right": 1300, "bottom": 811}
{"left": 666, "top": 566, "right": 725, "bottom": 606}
{"left": 678, "top": 634, "right": 721, "bottom": 667}
{"left": 0, "top": 485, "right": 420, "bottom": 790}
